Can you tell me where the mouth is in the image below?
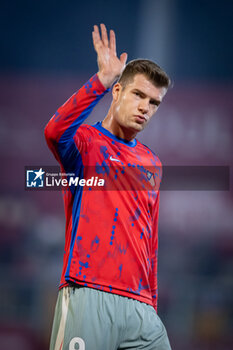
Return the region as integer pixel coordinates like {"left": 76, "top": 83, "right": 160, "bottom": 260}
{"left": 133, "top": 115, "right": 147, "bottom": 124}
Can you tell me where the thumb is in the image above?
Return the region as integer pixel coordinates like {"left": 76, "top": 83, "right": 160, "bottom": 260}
{"left": 120, "top": 52, "right": 128, "bottom": 66}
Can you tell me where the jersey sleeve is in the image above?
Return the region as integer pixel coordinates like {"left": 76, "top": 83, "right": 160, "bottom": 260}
{"left": 44, "top": 74, "right": 109, "bottom": 171}
{"left": 149, "top": 191, "right": 160, "bottom": 312}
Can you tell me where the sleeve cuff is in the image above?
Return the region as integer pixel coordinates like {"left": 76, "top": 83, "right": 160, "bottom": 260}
{"left": 90, "top": 73, "right": 111, "bottom": 93}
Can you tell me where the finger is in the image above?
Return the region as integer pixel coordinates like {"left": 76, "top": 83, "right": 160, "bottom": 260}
{"left": 120, "top": 52, "right": 128, "bottom": 66}
{"left": 92, "top": 31, "right": 97, "bottom": 50}
{"left": 94, "top": 25, "right": 102, "bottom": 42}
{"left": 100, "top": 23, "right": 109, "bottom": 47}
{"left": 92, "top": 26, "right": 102, "bottom": 50}
{"left": 109, "top": 29, "right": 116, "bottom": 55}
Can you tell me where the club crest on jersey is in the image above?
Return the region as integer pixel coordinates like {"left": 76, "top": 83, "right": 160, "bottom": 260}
{"left": 137, "top": 165, "right": 156, "bottom": 188}
{"left": 146, "top": 169, "right": 155, "bottom": 187}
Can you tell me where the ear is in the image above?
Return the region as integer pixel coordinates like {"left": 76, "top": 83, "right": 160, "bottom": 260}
{"left": 112, "top": 82, "right": 122, "bottom": 101}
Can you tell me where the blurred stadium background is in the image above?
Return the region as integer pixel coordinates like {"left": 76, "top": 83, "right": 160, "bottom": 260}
{"left": 0, "top": 0, "right": 233, "bottom": 349}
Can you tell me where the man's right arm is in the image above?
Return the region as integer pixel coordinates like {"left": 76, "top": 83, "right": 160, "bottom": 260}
{"left": 44, "top": 74, "right": 108, "bottom": 166}
{"left": 45, "top": 23, "right": 127, "bottom": 168}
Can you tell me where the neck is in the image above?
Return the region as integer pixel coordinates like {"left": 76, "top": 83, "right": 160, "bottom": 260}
{"left": 102, "top": 106, "right": 137, "bottom": 142}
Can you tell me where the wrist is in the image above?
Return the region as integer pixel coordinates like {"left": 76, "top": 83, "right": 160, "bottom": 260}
{"left": 97, "top": 71, "right": 118, "bottom": 89}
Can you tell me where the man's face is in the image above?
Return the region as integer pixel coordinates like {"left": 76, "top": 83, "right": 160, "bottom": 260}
{"left": 112, "top": 74, "right": 167, "bottom": 134}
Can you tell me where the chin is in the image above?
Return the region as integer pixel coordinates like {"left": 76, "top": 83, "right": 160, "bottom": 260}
{"left": 130, "top": 122, "right": 145, "bottom": 132}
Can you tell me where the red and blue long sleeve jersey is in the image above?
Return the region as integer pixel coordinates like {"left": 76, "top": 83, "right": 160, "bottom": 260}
{"left": 44, "top": 74, "right": 162, "bottom": 311}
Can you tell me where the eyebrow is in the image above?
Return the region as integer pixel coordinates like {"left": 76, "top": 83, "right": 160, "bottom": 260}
{"left": 132, "top": 88, "right": 161, "bottom": 106}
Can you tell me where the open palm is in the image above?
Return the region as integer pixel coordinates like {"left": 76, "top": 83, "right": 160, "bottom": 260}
{"left": 92, "top": 23, "right": 128, "bottom": 88}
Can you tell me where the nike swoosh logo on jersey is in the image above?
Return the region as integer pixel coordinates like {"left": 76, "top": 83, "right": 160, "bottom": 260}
{"left": 110, "top": 156, "right": 120, "bottom": 162}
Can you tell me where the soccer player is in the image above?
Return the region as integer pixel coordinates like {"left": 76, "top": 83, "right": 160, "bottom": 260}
{"left": 45, "top": 23, "right": 172, "bottom": 350}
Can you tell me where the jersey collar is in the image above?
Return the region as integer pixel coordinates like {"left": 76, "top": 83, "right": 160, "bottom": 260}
{"left": 93, "top": 121, "right": 137, "bottom": 148}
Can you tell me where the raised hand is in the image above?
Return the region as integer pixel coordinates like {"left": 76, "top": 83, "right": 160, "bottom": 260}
{"left": 92, "top": 23, "right": 128, "bottom": 88}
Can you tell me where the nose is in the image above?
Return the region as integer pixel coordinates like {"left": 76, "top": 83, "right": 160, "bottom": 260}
{"left": 138, "top": 99, "right": 149, "bottom": 114}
